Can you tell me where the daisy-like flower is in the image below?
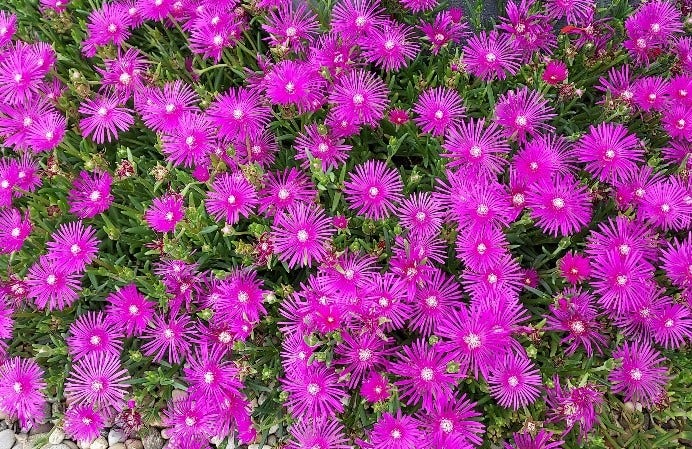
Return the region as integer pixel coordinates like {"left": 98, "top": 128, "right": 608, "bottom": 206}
{"left": 163, "top": 396, "right": 216, "bottom": 448}
{"left": 79, "top": 94, "right": 134, "bottom": 144}
{"left": 525, "top": 175, "right": 592, "bottom": 237}
{"left": 361, "top": 371, "right": 390, "bottom": 403}
{"left": 639, "top": 178, "right": 692, "bottom": 231}
{"left": 661, "top": 233, "right": 692, "bottom": 291}
{"left": 63, "top": 404, "right": 105, "bottom": 443}
{"left": 558, "top": 252, "right": 591, "bottom": 284}
{"left": 456, "top": 225, "right": 508, "bottom": 271}
{"left": 26, "top": 112, "right": 66, "bottom": 153}
{"left": 438, "top": 304, "right": 511, "bottom": 379}
{"left": 286, "top": 418, "right": 351, "bottom": 449}
{"left": 451, "top": 180, "right": 513, "bottom": 231}
{"left": 161, "top": 113, "right": 214, "bottom": 168}
{"left": 542, "top": 60, "right": 568, "bottom": 85}
{"left": 397, "top": 192, "right": 444, "bottom": 238}
{"left": 142, "top": 313, "right": 194, "bottom": 364}
{"left": 68, "top": 171, "right": 114, "bottom": 219}
{"left": 0, "top": 357, "right": 46, "bottom": 429}
{"left": 67, "top": 311, "right": 123, "bottom": 361}
{"left": 27, "top": 256, "right": 82, "bottom": 310}
{"left": 651, "top": 303, "right": 692, "bottom": 349}
{"left": 662, "top": 104, "right": 692, "bottom": 141}
{"left": 461, "top": 253, "right": 524, "bottom": 302}
{"left": 188, "top": 9, "right": 244, "bottom": 63}
{"left": 545, "top": 288, "right": 608, "bottom": 357}
{"left": 329, "top": 69, "right": 390, "bottom": 126}
{"left": 420, "top": 10, "right": 468, "bottom": 55}
{"left": 308, "top": 32, "right": 358, "bottom": 77}
{"left": 205, "top": 172, "right": 257, "bottom": 225}
{"left": 207, "top": 87, "right": 271, "bottom": 142}
{"left": 369, "top": 411, "right": 422, "bottom": 449}
{"left": 105, "top": 284, "right": 155, "bottom": 337}
{"left": 365, "top": 273, "right": 410, "bottom": 331}
{"left": 263, "top": 3, "right": 319, "bottom": 51}
{"left": 184, "top": 344, "right": 242, "bottom": 402}
{"left": 335, "top": 331, "right": 390, "bottom": 388}
{"left": 344, "top": 160, "right": 403, "bottom": 220}
{"left": 145, "top": 194, "right": 184, "bottom": 233}
{"left": 271, "top": 203, "right": 335, "bottom": 268}
{"left": 139, "top": 81, "right": 199, "bottom": 133}
{"left": 585, "top": 215, "right": 657, "bottom": 264}
{"left": 82, "top": 3, "right": 131, "bottom": 56}
{"left": 632, "top": 76, "right": 668, "bottom": 112}
{"left": 464, "top": 30, "right": 521, "bottom": 81}
{"left": 331, "top": 0, "right": 385, "bottom": 39}
{"left": 575, "top": 123, "right": 642, "bottom": 182}
{"left": 609, "top": 340, "right": 668, "bottom": 407}
{"left": 46, "top": 221, "right": 99, "bottom": 273}
{"left": 400, "top": 0, "right": 439, "bottom": 13}
{"left": 258, "top": 168, "right": 316, "bottom": 217}
{"left": 282, "top": 363, "right": 346, "bottom": 419}
{"left": 360, "top": 21, "right": 419, "bottom": 72}
{"left": 590, "top": 251, "right": 653, "bottom": 314}
{"left": 0, "top": 44, "right": 44, "bottom": 105}
{"left": 389, "top": 339, "right": 457, "bottom": 411}
{"left": 544, "top": 0, "right": 595, "bottom": 24}
{"left": 418, "top": 394, "right": 485, "bottom": 448}
{"left": 613, "top": 165, "right": 664, "bottom": 210}
{"left": 13, "top": 153, "right": 42, "bottom": 194}
{"left": 488, "top": 353, "right": 542, "bottom": 410}
{"left": 408, "top": 268, "right": 462, "bottom": 337}
{"left": 294, "top": 123, "right": 352, "bottom": 171}
{"left": 546, "top": 376, "right": 602, "bottom": 441}
{"left": 0, "top": 11, "right": 17, "bottom": 47}
{"left": 511, "top": 135, "right": 574, "bottom": 185}
{"left": 0, "top": 208, "right": 32, "bottom": 254}
{"left": 504, "top": 429, "right": 565, "bottom": 449}
{"left": 413, "top": 87, "right": 465, "bottom": 137}
{"left": 65, "top": 353, "right": 130, "bottom": 411}
{"left": 97, "top": 48, "right": 148, "bottom": 99}
{"left": 442, "top": 118, "right": 510, "bottom": 179}
{"left": 213, "top": 269, "right": 267, "bottom": 323}
{"left": 495, "top": 87, "right": 556, "bottom": 143}
{"left": 241, "top": 131, "right": 280, "bottom": 168}
{"left": 263, "top": 60, "right": 323, "bottom": 113}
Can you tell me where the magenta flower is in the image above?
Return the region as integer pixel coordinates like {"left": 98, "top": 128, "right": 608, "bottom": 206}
{"left": 639, "top": 178, "right": 692, "bottom": 231}
{"left": 544, "top": 0, "right": 594, "bottom": 24}
{"left": 661, "top": 233, "right": 692, "bottom": 291}
{"left": 331, "top": 0, "right": 384, "bottom": 39}
{"left": 282, "top": 363, "right": 346, "bottom": 419}
{"left": 0, "top": 44, "right": 44, "bottom": 105}
{"left": 82, "top": 3, "right": 131, "bottom": 56}
{"left": 409, "top": 268, "right": 462, "bottom": 337}
{"left": 161, "top": 113, "right": 214, "bottom": 168}
{"left": 142, "top": 313, "right": 193, "bottom": 364}
{"left": 418, "top": 394, "right": 485, "bottom": 448}
{"left": 360, "top": 21, "right": 419, "bottom": 71}
{"left": 67, "top": 311, "right": 123, "bottom": 361}
{"left": 65, "top": 353, "right": 130, "bottom": 411}
{"left": 258, "top": 168, "right": 316, "bottom": 217}
{"left": 0, "top": 357, "right": 46, "bottom": 429}
{"left": 79, "top": 94, "right": 134, "bottom": 144}
{"left": 609, "top": 340, "right": 668, "bottom": 407}
{"left": 495, "top": 87, "right": 556, "bottom": 143}
{"left": 512, "top": 135, "right": 574, "bottom": 185}
{"left": 558, "top": 252, "right": 591, "bottom": 284}
{"left": 632, "top": 76, "right": 668, "bottom": 112}
{"left": 334, "top": 331, "right": 390, "bottom": 388}
{"left": 420, "top": 11, "right": 468, "bottom": 55}
{"left": 488, "top": 353, "right": 542, "bottom": 410}
{"left": 456, "top": 225, "right": 508, "bottom": 271}
{"left": 27, "top": 256, "right": 82, "bottom": 310}
{"left": 542, "top": 60, "right": 568, "bottom": 84}
{"left": 662, "top": 104, "right": 692, "bottom": 140}
{"left": 413, "top": 87, "right": 465, "bottom": 137}
{"left": 461, "top": 253, "right": 524, "bottom": 302}
{"left": 590, "top": 251, "right": 653, "bottom": 314}
{"left": 63, "top": 404, "right": 105, "bottom": 443}
{"left": 575, "top": 123, "right": 642, "bottom": 182}
{"left": 0, "top": 208, "right": 32, "bottom": 254}
{"left": 105, "top": 284, "right": 154, "bottom": 337}
{"left": 145, "top": 194, "right": 185, "bottom": 233}
{"left": 329, "top": 69, "right": 390, "bottom": 126}
{"left": 68, "top": 171, "right": 114, "bottom": 219}
{"left": 97, "top": 48, "right": 148, "bottom": 99}
{"left": 369, "top": 411, "right": 422, "bottom": 449}
{"left": 294, "top": 123, "right": 352, "bottom": 171}
{"left": 389, "top": 339, "right": 457, "bottom": 411}
{"left": 504, "top": 429, "right": 565, "bottom": 449}
{"left": 46, "top": 221, "right": 99, "bottom": 273}
{"left": 397, "top": 192, "right": 444, "bottom": 238}
{"left": 139, "top": 81, "right": 199, "bottom": 133}
{"left": 546, "top": 376, "right": 602, "bottom": 441}
{"left": 263, "top": 3, "right": 318, "bottom": 51}
{"left": 344, "top": 160, "right": 403, "bottom": 220}
{"left": 184, "top": 344, "right": 242, "bottom": 402}
{"left": 213, "top": 269, "right": 267, "bottom": 323}
{"left": 388, "top": 108, "right": 409, "bottom": 125}
{"left": 464, "top": 30, "right": 521, "bottom": 81}
{"left": 207, "top": 87, "right": 271, "bottom": 142}
{"left": 26, "top": 111, "right": 66, "bottom": 153}
{"left": 442, "top": 118, "right": 510, "bottom": 179}
{"left": 205, "top": 172, "right": 257, "bottom": 225}
{"left": 525, "top": 175, "right": 592, "bottom": 237}
{"left": 162, "top": 396, "right": 216, "bottom": 448}
{"left": 360, "top": 371, "right": 390, "bottom": 403}
{"left": 399, "top": 0, "right": 439, "bottom": 13}
{"left": 272, "top": 203, "right": 335, "bottom": 268}
{"left": 263, "top": 60, "right": 323, "bottom": 113}
{"left": 0, "top": 12, "right": 17, "bottom": 47}
{"left": 651, "top": 302, "right": 692, "bottom": 349}
{"left": 287, "top": 418, "right": 351, "bottom": 449}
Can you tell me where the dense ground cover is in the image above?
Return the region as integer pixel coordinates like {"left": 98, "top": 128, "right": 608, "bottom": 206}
{"left": 0, "top": 0, "right": 691, "bottom": 448}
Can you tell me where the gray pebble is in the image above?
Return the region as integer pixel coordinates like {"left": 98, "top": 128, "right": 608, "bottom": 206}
{"left": 124, "top": 440, "right": 143, "bottom": 449}
{"left": 110, "top": 443, "right": 126, "bottom": 449}
{"left": 90, "top": 436, "right": 108, "bottom": 449}
{"left": 141, "top": 432, "right": 164, "bottom": 449}
{"left": 107, "top": 429, "right": 127, "bottom": 446}
{"left": 0, "top": 429, "right": 16, "bottom": 449}
{"left": 48, "top": 428, "right": 65, "bottom": 445}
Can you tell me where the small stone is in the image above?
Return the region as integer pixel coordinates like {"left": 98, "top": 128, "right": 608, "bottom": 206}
{"left": 49, "top": 428, "right": 65, "bottom": 445}
{"left": 267, "top": 436, "right": 276, "bottom": 446}
{"left": 0, "top": 429, "right": 16, "bottom": 449}
{"left": 159, "top": 430, "right": 170, "bottom": 441}
{"left": 110, "top": 443, "right": 126, "bottom": 449}
{"left": 223, "top": 439, "right": 234, "bottom": 449}
{"left": 124, "top": 440, "right": 143, "bottom": 449}
{"left": 90, "top": 436, "right": 108, "bottom": 449}
{"left": 141, "top": 431, "right": 164, "bottom": 449}
{"left": 45, "top": 444, "right": 71, "bottom": 449}
{"left": 14, "top": 435, "right": 27, "bottom": 444}
{"left": 267, "top": 425, "right": 278, "bottom": 435}
{"left": 108, "top": 429, "right": 127, "bottom": 446}
{"left": 77, "top": 440, "right": 92, "bottom": 449}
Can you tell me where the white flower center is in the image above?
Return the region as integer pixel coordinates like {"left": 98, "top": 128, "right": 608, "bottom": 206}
{"left": 463, "top": 332, "right": 481, "bottom": 349}
{"left": 440, "top": 418, "right": 454, "bottom": 433}
{"left": 307, "top": 383, "right": 320, "bottom": 395}
{"left": 185, "top": 417, "right": 196, "bottom": 427}
{"left": 604, "top": 149, "right": 615, "bottom": 160}
{"left": 470, "top": 145, "right": 482, "bottom": 158}
{"left": 165, "top": 103, "right": 175, "bottom": 113}
{"left": 97, "top": 107, "right": 108, "bottom": 116}
{"left": 70, "top": 244, "right": 81, "bottom": 254}
{"left": 485, "top": 52, "right": 497, "bottom": 63}
{"left": 358, "top": 348, "right": 372, "bottom": 362}
{"left": 90, "top": 190, "right": 101, "bottom": 201}
{"left": 285, "top": 26, "right": 297, "bottom": 37}
{"left": 108, "top": 23, "right": 117, "bottom": 33}
{"left": 232, "top": 108, "right": 243, "bottom": 120}
{"left": 278, "top": 188, "right": 290, "bottom": 200}
{"left": 128, "top": 304, "right": 139, "bottom": 315}
{"left": 425, "top": 295, "right": 438, "bottom": 308}
{"left": 507, "top": 376, "right": 519, "bottom": 387}
{"left": 570, "top": 320, "right": 585, "bottom": 334}
{"left": 661, "top": 203, "right": 671, "bottom": 213}
{"left": 513, "top": 193, "right": 525, "bottom": 206}
{"left": 629, "top": 368, "right": 642, "bottom": 381}
{"left": 13, "top": 382, "right": 22, "bottom": 393}
{"left": 219, "top": 331, "right": 231, "bottom": 343}
{"left": 11, "top": 228, "right": 20, "bottom": 238}
{"left": 476, "top": 203, "right": 489, "bottom": 216}
{"left": 165, "top": 211, "right": 174, "bottom": 221}
{"left": 353, "top": 93, "right": 364, "bottom": 105}
{"left": 390, "top": 429, "right": 402, "bottom": 439}
{"left": 434, "top": 110, "right": 444, "bottom": 120}
{"left": 368, "top": 186, "right": 379, "bottom": 197}
{"left": 91, "top": 380, "right": 103, "bottom": 391}
{"left": 636, "top": 38, "right": 647, "bottom": 49}
{"left": 164, "top": 328, "right": 174, "bottom": 339}
{"left": 90, "top": 335, "right": 101, "bottom": 345}
{"left": 420, "top": 367, "right": 434, "bottom": 381}
{"left": 213, "top": 35, "right": 223, "bottom": 46}
{"left": 285, "top": 82, "right": 295, "bottom": 93}
{"left": 46, "top": 274, "right": 57, "bottom": 285}
{"left": 515, "top": 115, "right": 527, "bottom": 127}
{"left": 616, "top": 275, "right": 628, "bottom": 286}
{"left": 677, "top": 119, "right": 686, "bottom": 129}
{"left": 296, "top": 229, "right": 309, "bottom": 242}
{"left": 477, "top": 243, "right": 487, "bottom": 254}
{"left": 355, "top": 16, "right": 366, "bottom": 27}
{"left": 119, "top": 72, "right": 131, "bottom": 84}
{"left": 378, "top": 297, "right": 389, "bottom": 307}
{"left": 227, "top": 195, "right": 236, "bottom": 205}
{"left": 487, "top": 273, "right": 498, "bottom": 284}
{"left": 552, "top": 197, "right": 565, "bottom": 209}
{"left": 650, "top": 23, "right": 660, "bottom": 33}
{"left": 185, "top": 136, "right": 195, "bottom": 146}
{"left": 204, "top": 371, "right": 215, "bottom": 383}
{"left": 237, "top": 291, "right": 249, "bottom": 303}
{"left": 384, "top": 39, "right": 395, "bottom": 51}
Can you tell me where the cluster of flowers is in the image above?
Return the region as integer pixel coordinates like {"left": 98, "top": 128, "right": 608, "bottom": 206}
{"left": 0, "top": 0, "right": 691, "bottom": 448}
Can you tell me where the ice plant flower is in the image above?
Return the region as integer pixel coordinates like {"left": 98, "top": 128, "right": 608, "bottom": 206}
{"left": 0, "top": 207, "right": 32, "bottom": 254}
{"left": 546, "top": 288, "right": 607, "bottom": 356}
{"left": 67, "top": 311, "right": 123, "bottom": 361}
{"left": 546, "top": 376, "right": 603, "bottom": 441}
{"left": 344, "top": 160, "right": 403, "bottom": 220}
{"left": 45, "top": 221, "right": 100, "bottom": 273}
{"left": 205, "top": 172, "right": 258, "bottom": 225}
{"left": 488, "top": 353, "right": 542, "bottom": 410}
{"left": 142, "top": 313, "right": 193, "bottom": 364}
{"left": 0, "top": 357, "right": 46, "bottom": 429}
{"left": 79, "top": 94, "right": 134, "bottom": 144}
{"left": 27, "top": 256, "right": 82, "bottom": 310}
{"left": 609, "top": 340, "right": 668, "bottom": 407}
{"left": 271, "top": 203, "right": 335, "bottom": 268}
{"left": 413, "top": 87, "right": 465, "bottom": 137}
{"left": 464, "top": 30, "right": 521, "bottom": 81}
{"left": 443, "top": 118, "right": 510, "bottom": 179}
{"left": 369, "top": 411, "right": 422, "bottom": 449}
{"left": 575, "top": 123, "right": 643, "bottom": 182}
{"left": 64, "top": 404, "right": 105, "bottom": 443}
{"left": 105, "top": 284, "right": 155, "bottom": 337}
{"left": 495, "top": 87, "right": 556, "bottom": 143}
{"left": 68, "top": 171, "right": 114, "bottom": 219}
{"left": 329, "top": 68, "right": 389, "bottom": 126}
{"left": 145, "top": 194, "right": 185, "bottom": 233}
{"left": 525, "top": 175, "right": 592, "bottom": 237}
{"left": 281, "top": 363, "right": 347, "bottom": 419}
{"left": 65, "top": 353, "right": 130, "bottom": 411}
{"left": 360, "top": 21, "right": 419, "bottom": 71}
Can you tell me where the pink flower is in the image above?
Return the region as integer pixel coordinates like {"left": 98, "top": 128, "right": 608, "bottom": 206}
{"left": 142, "top": 313, "right": 193, "bottom": 364}
{"left": 145, "top": 194, "right": 185, "bottom": 233}
{"left": 0, "top": 357, "right": 46, "bottom": 429}
{"left": 409, "top": 268, "right": 462, "bottom": 337}
{"left": 282, "top": 363, "right": 346, "bottom": 419}
{"left": 546, "top": 287, "right": 607, "bottom": 356}
{"left": 106, "top": 284, "right": 155, "bottom": 337}
{"left": 82, "top": 3, "right": 131, "bottom": 56}
{"left": 488, "top": 353, "right": 542, "bottom": 410}
{"left": 161, "top": 113, "right": 214, "bottom": 168}
{"left": 184, "top": 344, "right": 242, "bottom": 402}
{"left": 360, "top": 21, "right": 419, "bottom": 71}
{"left": 67, "top": 311, "right": 123, "bottom": 361}
{"left": 0, "top": 208, "right": 32, "bottom": 254}
{"left": 331, "top": 0, "right": 385, "bottom": 40}
{"left": 558, "top": 252, "right": 591, "bottom": 284}
{"left": 207, "top": 87, "right": 271, "bottom": 142}
{"left": 263, "top": 60, "right": 324, "bottom": 113}
{"left": 495, "top": 87, "right": 556, "bottom": 143}
{"left": 138, "top": 81, "right": 199, "bottom": 133}
{"left": 575, "top": 122, "right": 642, "bottom": 182}
{"left": 0, "top": 11, "right": 17, "bottom": 47}
{"left": 329, "top": 69, "right": 390, "bottom": 126}
{"left": 344, "top": 160, "right": 403, "bottom": 220}
{"left": 369, "top": 411, "right": 422, "bottom": 449}
{"left": 68, "top": 171, "right": 114, "bottom": 219}
{"left": 609, "top": 340, "right": 668, "bottom": 407}
{"left": 271, "top": 203, "right": 335, "bottom": 268}
{"left": 64, "top": 404, "right": 105, "bottom": 443}
{"left": 258, "top": 168, "right": 316, "bottom": 217}
{"left": 287, "top": 418, "right": 351, "bottom": 449}
{"left": 525, "top": 175, "right": 592, "bottom": 237}
{"left": 413, "top": 87, "right": 465, "bottom": 136}
{"left": 205, "top": 172, "right": 257, "bottom": 225}
{"left": 464, "top": 30, "right": 521, "bottom": 81}
{"left": 542, "top": 60, "right": 568, "bottom": 84}
{"left": 65, "top": 353, "right": 130, "bottom": 412}
{"left": 0, "top": 44, "right": 44, "bottom": 105}
{"left": 263, "top": 3, "right": 319, "bottom": 51}
{"left": 442, "top": 118, "right": 510, "bottom": 179}
{"left": 399, "top": 0, "right": 439, "bottom": 13}
{"left": 79, "top": 94, "right": 134, "bottom": 144}
{"left": 27, "top": 256, "right": 82, "bottom": 310}
{"left": 360, "top": 371, "right": 390, "bottom": 403}
{"left": 397, "top": 192, "right": 444, "bottom": 238}
{"left": 46, "top": 221, "right": 99, "bottom": 273}
{"left": 294, "top": 123, "right": 352, "bottom": 171}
